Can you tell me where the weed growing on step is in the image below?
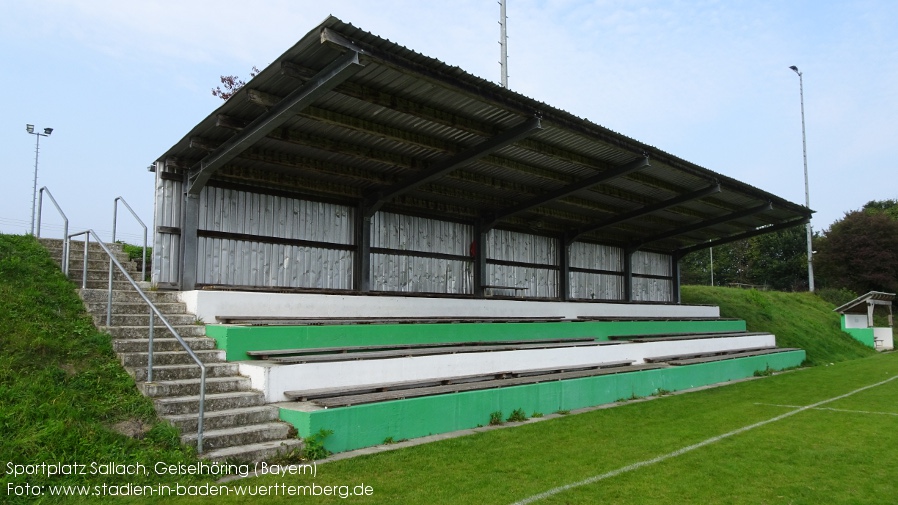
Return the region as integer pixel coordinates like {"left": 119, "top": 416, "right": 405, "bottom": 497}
{"left": 507, "top": 408, "right": 528, "bottom": 422}
{"left": 655, "top": 388, "right": 672, "bottom": 396}
{"left": 531, "top": 412, "right": 544, "bottom": 418}
{"left": 754, "top": 366, "right": 775, "bottom": 377}
{"left": 488, "top": 411, "right": 504, "bottom": 426}
{"left": 302, "top": 429, "right": 334, "bottom": 460}
{"left": 555, "top": 409, "right": 570, "bottom": 415}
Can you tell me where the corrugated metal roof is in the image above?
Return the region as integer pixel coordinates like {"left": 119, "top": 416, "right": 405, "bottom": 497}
{"left": 834, "top": 291, "right": 896, "bottom": 315}
{"left": 157, "top": 15, "right": 812, "bottom": 254}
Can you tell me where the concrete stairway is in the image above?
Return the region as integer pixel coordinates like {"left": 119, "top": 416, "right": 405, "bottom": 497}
{"left": 40, "top": 238, "right": 302, "bottom": 461}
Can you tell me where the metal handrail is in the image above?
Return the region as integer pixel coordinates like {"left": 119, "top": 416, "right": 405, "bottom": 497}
{"left": 36, "top": 187, "right": 70, "bottom": 275}
{"left": 112, "top": 197, "right": 148, "bottom": 281}
{"left": 68, "top": 229, "right": 206, "bottom": 454}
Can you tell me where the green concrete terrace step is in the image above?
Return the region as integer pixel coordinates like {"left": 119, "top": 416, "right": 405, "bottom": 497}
{"left": 280, "top": 349, "right": 807, "bottom": 454}
{"left": 209, "top": 318, "right": 749, "bottom": 361}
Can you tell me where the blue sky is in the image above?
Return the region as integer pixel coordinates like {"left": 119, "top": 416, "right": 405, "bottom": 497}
{"left": 2, "top": 0, "right": 896, "bottom": 244}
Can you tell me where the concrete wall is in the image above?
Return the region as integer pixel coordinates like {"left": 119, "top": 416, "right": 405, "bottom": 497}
{"left": 242, "top": 334, "right": 775, "bottom": 402}
{"left": 181, "top": 290, "right": 720, "bottom": 324}
{"left": 279, "top": 350, "right": 806, "bottom": 454}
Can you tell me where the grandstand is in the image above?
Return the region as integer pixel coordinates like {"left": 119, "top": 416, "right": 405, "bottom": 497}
{"left": 139, "top": 16, "right": 811, "bottom": 455}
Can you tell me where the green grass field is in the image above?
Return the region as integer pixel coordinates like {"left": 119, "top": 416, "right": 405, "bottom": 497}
{"left": 65, "top": 353, "right": 895, "bottom": 505}
{"left": 2, "top": 233, "right": 896, "bottom": 504}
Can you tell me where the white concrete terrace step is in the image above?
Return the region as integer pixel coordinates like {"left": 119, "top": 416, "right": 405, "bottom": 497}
{"left": 201, "top": 439, "right": 303, "bottom": 463}
{"left": 129, "top": 362, "right": 240, "bottom": 382}
{"left": 114, "top": 337, "right": 217, "bottom": 354}
{"left": 181, "top": 422, "right": 295, "bottom": 452}
{"left": 101, "top": 325, "right": 207, "bottom": 339}
{"left": 165, "top": 405, "right": 281, "bottom": 432}
{"left": 139, "top": 376, "right": 252, "bottom": 397}
{"left": 119, "top": 349, "right": 224, "bottom": 367}
{"left": 154, "top": 391, "right": 267, "bottom": 416}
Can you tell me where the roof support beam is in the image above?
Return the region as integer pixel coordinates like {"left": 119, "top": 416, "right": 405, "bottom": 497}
{"left": 634, "top": 201, "right": 772, "bottom": 248}
{"left": 481, "top": 156, "right": 649, "bottom": 230}
{"left": 362, "top": 116, "right": 542, "bottom": 216}
{"left": 566, "top": 183, "right": 721, "bottom": 245}
{"left": 675, "top": 216, "right": 809, "bottom": 256}
{"left": 186, "top": 50, "right": 363, "bottom": 194}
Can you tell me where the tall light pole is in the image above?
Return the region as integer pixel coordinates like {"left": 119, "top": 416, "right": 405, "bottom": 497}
{"left": 26, "top": 124, "right": 53, "bottom": 236}
{"left": 788, "top": 66, "right": 814, "bottom": 292}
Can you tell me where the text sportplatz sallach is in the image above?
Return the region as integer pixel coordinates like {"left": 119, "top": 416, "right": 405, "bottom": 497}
{"left": 5, "top": 460, "right": 317, "bottom": 479}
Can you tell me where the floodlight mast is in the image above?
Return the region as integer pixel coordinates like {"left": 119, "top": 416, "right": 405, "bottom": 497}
{"left": 789, "top": 65, "right": 814, "bottom": 292}
{"left": 499, "top": 0, "right": 508, "bottom": 88}
{"left": 26, "top": 124, "right": 53, "bottom": 235}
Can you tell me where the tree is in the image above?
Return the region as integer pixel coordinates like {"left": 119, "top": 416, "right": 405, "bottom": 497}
{"left": 746, "top": 227, "right": 808, "bottom": 291}
{"left": 212, "top": 66, "right": 260, "bottom": 100}
{"left": 815, "top": 210, "right": 898, "bottom": 294}
{"left": 679, "top": 227, "right": 808, "bottom": 290}
{"left": 863, "top": 198, "right": 898, "bottom": 220}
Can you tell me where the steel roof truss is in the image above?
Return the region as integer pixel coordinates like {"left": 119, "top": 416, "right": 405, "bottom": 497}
{"left": 186, "top": 50, "right": 363, "bottom": 194}
{"left": 675, "top": 216, "right": 809, "bottom": 256}
{"left": 567, "top": 182, "right": 721, "bottom": 244}
{"left": 481, "top": 155, "right": 649, "bottom": 230}
{"left": 635, "top": 201, "right": 773, "bottom": 248}
{"left": 362, "top": 117, "right": 541, "bottom": 216}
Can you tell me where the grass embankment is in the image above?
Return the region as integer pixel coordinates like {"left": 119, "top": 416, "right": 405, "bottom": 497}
{"left": 682, "top": 285, "right": 875, "bottom": 366}
{"left": 0, "top": 235, "right": 209, "bottom": 503}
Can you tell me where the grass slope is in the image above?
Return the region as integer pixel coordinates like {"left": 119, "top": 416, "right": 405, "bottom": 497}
{"left": 0, "top": 235, "right": 208, "bottom": 504}
{"left": 681, "top": 285, "right": 875, "bottom": 366}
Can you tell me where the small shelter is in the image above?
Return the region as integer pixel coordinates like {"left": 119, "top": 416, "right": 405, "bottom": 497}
{"left": 834, "top": 291, "right": 895, "bottom": 351}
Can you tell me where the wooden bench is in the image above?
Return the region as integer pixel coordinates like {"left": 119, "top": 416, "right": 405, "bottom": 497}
{"left": 666, "top": 347, "right": 801, "bottom": 366}
{"left": 267, "top": 339, "right": 605, "bottom": 364}
{"left": 216, "top": 315, "right": 565, "bottom": 325}
{"left": 292, "top": 361, "right": 661, "bottom": 408}
{"left": 576, "top": 316, "right": 740, "bottom": 322}
{"left": 609, "top": 331, "right": 765, "bottom": 342}
{"left": 482, "top": 285, "right": 528, "bottom": 298}
{"left": 246, "top": 336, "right": 598, "bottom": 360}
{"left": 644, "top": 346, "right": 776, "bottom": 363}
{"left": 283, "top": 360, "right": 636, "bottom": 401}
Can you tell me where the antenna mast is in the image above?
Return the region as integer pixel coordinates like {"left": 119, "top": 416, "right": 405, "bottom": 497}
{"left": 499, "top": 0, "right": 508, "bottom": 87}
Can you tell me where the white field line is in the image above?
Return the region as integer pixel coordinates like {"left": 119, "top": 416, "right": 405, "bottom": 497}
{"left": 510, "top": 373, "right": 898, "bottom": 505}
{"left": 755, "top": 403, "right": 898, "bottom": 417}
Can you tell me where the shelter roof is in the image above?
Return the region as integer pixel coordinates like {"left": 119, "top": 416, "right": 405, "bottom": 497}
{"left": 834, "top": 291, "right": 896, "bottom": 315}
{"left": 157, "top": 16, "right": 811, "bottom": 254}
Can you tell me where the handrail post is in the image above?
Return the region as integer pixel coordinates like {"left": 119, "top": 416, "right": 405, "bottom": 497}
{"left": 68, "top": 229, "right": 206, "bottom": 455}
{"left": 36, "top": 187, "right": 70, "bottom": 274}
{"left": 113, "top": 197, "right": 149, "bottom": 281}
{"left": 148, "top": 309, "right": 154, "bottom": 383}
{"left": 82, "top": 234, "right": 89, "bottom": 290}
{"left": 198, "top": 367, "right": 206, "bottom": 453}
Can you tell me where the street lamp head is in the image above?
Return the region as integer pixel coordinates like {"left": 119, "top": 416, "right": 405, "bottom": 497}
{"left": 26, "top": 124, "right": 34, "bottom": 134}
{"left": 789, "top": 65, "right": 800, "bottom": 75}
{"left": 43, "top": 128, "right": 53, "bottom": 135}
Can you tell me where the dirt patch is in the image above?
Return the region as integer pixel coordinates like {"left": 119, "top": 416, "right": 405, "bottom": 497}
{"left": 111, "top": 419, "right": 152, "bottom": 439}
